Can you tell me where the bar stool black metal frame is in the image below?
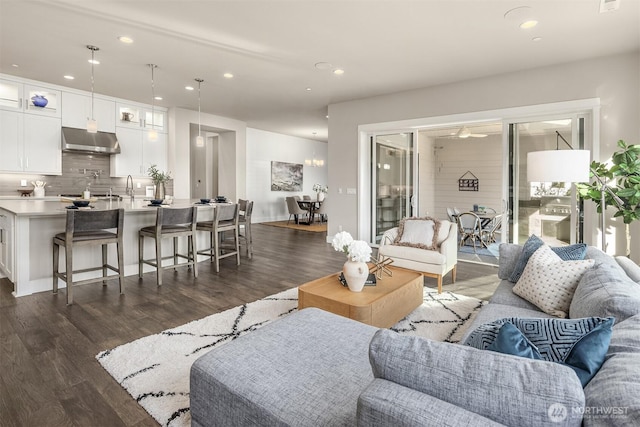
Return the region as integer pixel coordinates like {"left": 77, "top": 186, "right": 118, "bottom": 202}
{"left": 138, "top": 206, "right": 198, "bottom": 286}
{"left": 53, "top": 208, "right": 125, "bottom": 305}
{"left": 238, "top": 199, "right": 253, "bottom": 259}
{"left": 197, "top": 203, "right": 240, "bottom": 272}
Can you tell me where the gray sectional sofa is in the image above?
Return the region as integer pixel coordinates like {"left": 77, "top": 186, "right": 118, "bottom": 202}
{"left": 190, "top": 244, "right": 640, "bottom": 426}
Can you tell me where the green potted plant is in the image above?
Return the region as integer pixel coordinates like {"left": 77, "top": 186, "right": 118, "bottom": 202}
{"left": 577, "top": 140, "right": 640, "bottom": 256}
{"left": 147, "top": 164, "right": 171, "bottom": 200}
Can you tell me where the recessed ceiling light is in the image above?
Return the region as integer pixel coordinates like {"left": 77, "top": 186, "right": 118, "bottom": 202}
{"left": 64, "top": 75, "right": 75, "bottom": 80}
{"left": 223, "top": 73, "right": 234, "bottom": 79}
{"left": 88, "top": 59, "right": 100, "bottom": 65}
{"left": 519, "top": 20, "right": 538, "bottom": 29}
{"left": 185, "top": 86, "right": 194, "bottom": 91}
{"left": 154, "top": 96, "right": 163, "bottom": 100}
{"left": 306, "top": 87, "right": 312, "bottom": 91}
{"left": 532, "top": 36, "right": 542, "bottom": 42}
{"left": 333, "top": 68, "right": 345, "bottom": 75}
{"left": 326, "top": 115, "right": 329, "bottom": 119}
{"left": 118, "top": 36, "right": 134, "bottom": 44}
{"left": 11, "top": 63, "right": 19, "bottom": 68}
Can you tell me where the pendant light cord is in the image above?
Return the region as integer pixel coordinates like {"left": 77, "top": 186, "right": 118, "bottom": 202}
{"left": 150, "top": 64, "right": 156, "bottom": 130}
{"left": 196, "top": 78, "right": 204, "bottom": 137}
{"left": 90, "top": 50, "right": 95, "bottom": 120}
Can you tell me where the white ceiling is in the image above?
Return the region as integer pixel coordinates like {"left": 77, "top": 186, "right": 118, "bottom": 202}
{"left": 1, "top": 0, "right": 638, "bottom": 142}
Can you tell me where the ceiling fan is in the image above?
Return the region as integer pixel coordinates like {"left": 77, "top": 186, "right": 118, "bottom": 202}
{"left": 456, "top": 126, "right": 487, "bottom": 138}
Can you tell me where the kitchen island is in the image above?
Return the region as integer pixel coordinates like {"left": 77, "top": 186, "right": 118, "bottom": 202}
{"left": 0, "top": 198, "right": 221, "bottom": 297}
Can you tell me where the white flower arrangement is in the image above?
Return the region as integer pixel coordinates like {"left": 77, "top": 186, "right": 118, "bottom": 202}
{"left": 312, "top": 183, "right": 328, "bottom": 194}
{"left": 332, "top": 231, "right": 372, "bottom": 263}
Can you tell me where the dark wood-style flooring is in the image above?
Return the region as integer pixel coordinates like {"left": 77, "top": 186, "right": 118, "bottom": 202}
{"left": 0, "top": 224, "right": 498, "bottom": 426}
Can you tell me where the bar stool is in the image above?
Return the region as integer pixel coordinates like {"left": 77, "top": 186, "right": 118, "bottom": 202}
{"left": 238, "top": 199, "right": 253, "bottom": 259}
{"left": 197, "top": 203, "right": 240, "bottom": 272}
{"left": 53, "top": 208, "right": 125, "bottom": 305}
{"left": 138, "top": 206, "right": 198, "bottom": 286}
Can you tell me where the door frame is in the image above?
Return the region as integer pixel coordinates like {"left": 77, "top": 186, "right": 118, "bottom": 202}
{"left": 357, "top": 98, "right": 600, "bottom": 245}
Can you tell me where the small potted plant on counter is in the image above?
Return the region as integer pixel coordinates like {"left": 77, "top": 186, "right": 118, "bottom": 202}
{"left": 147, "top": 164, "right": 171, "bottom": 200}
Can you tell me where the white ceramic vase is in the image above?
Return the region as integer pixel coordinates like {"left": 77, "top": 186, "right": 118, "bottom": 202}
{"left": 343, "top": 260, "right": 368, "bottom": 292}
{"left": 317, "top": 192, "right": 325, "bottom": 202}
{"left": 33, "top": 187, "right": 45, "bottom": 198}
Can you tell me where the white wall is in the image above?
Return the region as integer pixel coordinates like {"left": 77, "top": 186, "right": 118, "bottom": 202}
{"left": 433, "top": 135, "right": 503, "bottom": 219}
{"left": 246, "top": 128, "right": 328, "bottom": 223}
{"left": 417, "top": 134, "right": 435, "bottom": 217}
{"left": 328, "top": 52, "right": 639, "bottom": 261}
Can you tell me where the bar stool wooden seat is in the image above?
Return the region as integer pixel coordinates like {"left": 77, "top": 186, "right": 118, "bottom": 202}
{"left": 53, "top": 208, "right": 125, "bottom": 305}
{"left": 138, "top": 206, "right": 198, "bottom": 286}
{"left": 197, "top": 203, "right": 240, "bottom": 272}
{"left": 238, "top": 199, "right": 254, "bottom": 259}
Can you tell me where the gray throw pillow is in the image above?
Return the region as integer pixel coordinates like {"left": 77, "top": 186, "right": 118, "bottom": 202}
{"left": 615, "top": 256, "right": 640, "bottom": 283}
{"left": 369, "top": 329, "right": 585, "bottom": 427}
{"left": 508, "top": 235, "right": 587, "bottom": 283}
{"left": 570, "top": 262, "right": 640, "bottom": 323}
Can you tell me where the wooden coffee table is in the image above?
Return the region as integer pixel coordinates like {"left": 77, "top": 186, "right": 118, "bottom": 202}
{"left": 298, "top": 266, "right": 423, "bottom": 328}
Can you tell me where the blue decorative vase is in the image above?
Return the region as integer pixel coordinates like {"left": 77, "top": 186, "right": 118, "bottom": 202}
{"left": 31, "top": 95, "right": 48, "bottom": 108}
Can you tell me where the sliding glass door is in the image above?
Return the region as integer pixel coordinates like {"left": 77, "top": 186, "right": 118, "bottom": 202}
{"left": 370, "top": 133, "right": 414, "bottom": 244}
{"left": 508, "top": 117, "right": 585, "bottom": 245}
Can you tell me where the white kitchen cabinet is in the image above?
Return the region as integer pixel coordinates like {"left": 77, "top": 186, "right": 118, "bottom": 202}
{"left": 0, "top": 210, "right": 14, "bottom": 282}
{"left": 0, "top": 78, "right": 61, "bottom": 117}
{"left": 111, "top": 126, "right": 167, "bottom": 177}
{"left": 61, "top": 92, "right": 116, "bottom": 132}
{"left": 0, "top": 110, "right": 62, "bottom": 174}
{"left": 117, "top": 102, "right": 166, "bottom": 133}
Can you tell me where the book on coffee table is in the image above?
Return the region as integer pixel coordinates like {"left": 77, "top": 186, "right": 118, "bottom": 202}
{"left": 338, "top": 272, "right": 376, "bottom": 287}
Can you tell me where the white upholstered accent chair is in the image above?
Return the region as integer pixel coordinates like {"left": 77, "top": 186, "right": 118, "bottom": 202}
{"left": 378, "top": 218, "right": 457, "bottom": 293}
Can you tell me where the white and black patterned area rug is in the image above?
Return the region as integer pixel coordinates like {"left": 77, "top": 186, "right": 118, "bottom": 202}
{"left": 96, "top": 288, "right": 485, "bottom": 426}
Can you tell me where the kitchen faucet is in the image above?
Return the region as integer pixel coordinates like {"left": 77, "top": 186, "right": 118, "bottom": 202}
{"left": 125, "top": 175, "right": 135, "bottom": 200}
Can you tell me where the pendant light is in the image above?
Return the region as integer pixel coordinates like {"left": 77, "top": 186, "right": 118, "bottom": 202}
{"left": 147, "top": 64, "right": 158, "bottom": 141}
{"left": 195, "top": 78, "right": 204, "bottom": 147}
{"left": 86, "top": 45, "right": 99, "bottom": 133}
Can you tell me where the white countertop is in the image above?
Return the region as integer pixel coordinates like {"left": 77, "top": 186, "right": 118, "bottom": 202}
{"left": 0, "top": 198, "right": 222, "bottom": 217}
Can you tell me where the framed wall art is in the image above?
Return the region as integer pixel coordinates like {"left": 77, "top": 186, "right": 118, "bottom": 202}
{"left": 271, "top": 161, "right": 303, "bottom": 191}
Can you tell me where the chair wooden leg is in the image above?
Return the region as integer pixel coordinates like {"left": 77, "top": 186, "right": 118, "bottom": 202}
{"left": 191, "top": 235, "right": 198, "bottom": 278}
{"left": 437, "top": 275, "right": 443, "bottom": 294}
{"left": 235, "top": 228, "right": 240, "bottom": 266}
{"left": 65, "top": 244, "right": 73, "bottom": 305}
{"left": 52, "top": 241, "right": 59, "bottom": 294}
{"left": 102, "top": 244, "right": 108, "bottom": 284}
{"left": 173, "top": 236, "right": 178, "bottom": 270}
{"left": 246, "top": 224, "right": 252, "bottom": 259}
{"left": 214, "top": 230, "right": 220, "bottom": 273}
{"left": 155, "top": 237, "right": 162, "bottom": 286}
{"left": 138, "top": 234, "right": 144, "bottom": 279}
{"left": 117, "top": 240, "right": 124, "bottom": 294}
{"left": 452, "top": 265, "right": 457, "bottom": 283}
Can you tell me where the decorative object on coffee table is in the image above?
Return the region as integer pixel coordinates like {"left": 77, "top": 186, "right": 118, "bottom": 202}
{"left": 332, "top": 231, "right": 372, "bottom": 292}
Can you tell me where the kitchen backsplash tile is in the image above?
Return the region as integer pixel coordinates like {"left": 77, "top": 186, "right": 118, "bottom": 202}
{"left": 0, "top": 152, "right": 173, "bottom": 197}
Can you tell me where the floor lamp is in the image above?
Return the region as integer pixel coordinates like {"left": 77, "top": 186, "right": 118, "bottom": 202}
{"left": 527, "top": 132, "right": 624, "bottom": 250}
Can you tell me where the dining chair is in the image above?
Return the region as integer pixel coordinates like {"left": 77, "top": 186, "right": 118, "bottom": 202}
{"left": 138, "top": 206, "right": 198, "bottom": 286}
{"left": 453, "top": 207, "right": 461, "bottom": 216}
{"left": 197, "top": 203, "right": 240, "bottom": 273}
{"left": 53, "top": 208, "right": 125, "bottom": 305}
{"left": 481, "top": 214, "right": 503, "bottom": 245}
{"left": 238, "top": 199, "right": 254, "bottom": 258}
{"left": 446, "top": 207, "right": 456, "bottom": 222}
{"left": 315, "top": 199, "right": 327, "bottom": 223}
{"left": 286, "top": 197, "right": 308, "bottom": 224}
{"left": 457, "top": 212, "right": 483, "bottom": 252}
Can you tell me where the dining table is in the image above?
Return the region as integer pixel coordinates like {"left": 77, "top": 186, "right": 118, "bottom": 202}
{"left": 297, "top": 200, "right": 322, "bottom": 225}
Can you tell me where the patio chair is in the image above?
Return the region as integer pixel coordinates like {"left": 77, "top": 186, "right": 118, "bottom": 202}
{"left": 457, "top": 212, "right": 483, "bottom": 252}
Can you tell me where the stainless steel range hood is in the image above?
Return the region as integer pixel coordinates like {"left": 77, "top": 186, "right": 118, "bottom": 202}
{"left": 61, "top": 127, "right": 121, "bottom": 154}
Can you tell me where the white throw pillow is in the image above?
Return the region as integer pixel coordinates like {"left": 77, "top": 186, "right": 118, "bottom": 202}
{"left": 393, "top": 217, "right": 441, "bottom": 250}
{"left": 512, "top": 245, "right": 595, "bottom": 318}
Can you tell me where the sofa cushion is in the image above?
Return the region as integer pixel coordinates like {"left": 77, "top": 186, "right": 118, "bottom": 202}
{"left": 368, "top": 329, "right": 585, "bottom": 426}
{"left": 489, "top": 279, "right": 543, "bottom": 311}
{"left": 461, "top": 302, "right": 553, "bottom": 343}
{"left": 513, "top": 245, "right": 594, "bottom": 317}
{"left": 498, "top": 243, "right": 524, "bottom": 280}
{"left": 615, "top": 256, "right": 640, "bottom": 283}
{"left": 508, "top": 235, "right": 587, "bottom": 283}
{"left": 570, "top": 262, "right": 640, "bottom": 324}
{"left": 583, "top": 314, "right": 640, "bottom": 426}
{"left": 465, "top": 317, "right": 614, "bottom": 387}
{"left": 379, "top": 243, "right": 446, "bottom": 266}
{"left": 190, "top": 308, "right": 378, "bottom": 427}
{"left": 357, "top": 378, "right": 504, "bottom": 427}
{"left": 393, "top": 216, "right": 446, "bottom": 250}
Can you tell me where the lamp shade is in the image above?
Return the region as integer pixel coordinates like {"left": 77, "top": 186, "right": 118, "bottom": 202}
{"left": 527, "top": 150, "right": 590, "bottom": 182}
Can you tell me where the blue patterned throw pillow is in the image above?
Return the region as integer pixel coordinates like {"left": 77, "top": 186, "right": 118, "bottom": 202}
{"left": 508, "top": 234, "right": 587, "bottom": 282}
{"left": 463, "top": 316, "right": 615, "bottom": 387}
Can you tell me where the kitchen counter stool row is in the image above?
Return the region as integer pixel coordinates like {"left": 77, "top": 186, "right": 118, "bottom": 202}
{"left": 52, "top": 201, "right": 253, "bottom": 304}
